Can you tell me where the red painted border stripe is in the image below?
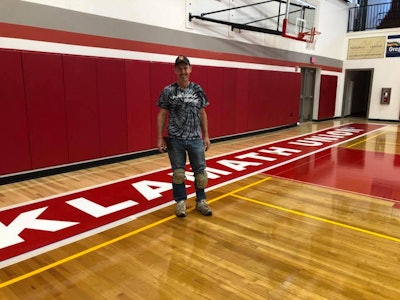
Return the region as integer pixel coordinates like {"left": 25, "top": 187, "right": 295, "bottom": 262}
{"left": 0, "top": 22, "right": 342, "bottom": 72}
{"left": 0, "top": 123, "right": 384, "bottom": 266}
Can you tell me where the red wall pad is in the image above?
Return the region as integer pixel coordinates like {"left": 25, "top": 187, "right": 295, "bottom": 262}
{"left": 23, "top": 52, "right": 69, "bottom": 169}
{"left": 234, "top": 69, "right": 250, "bottom": 133}
{"left": 277, "top": 72, "right": 301, "bottom": 125}
{"left": 189, "top": 65, "right": 209, "bottom": 93}
{"left": 259, "top": 70, "right": 273, "bottom": 128}
{"left": 206, "top": 67, "right": 224, "bottom": 138}
{"left": 63, "top": 55, "right": 101, "bottom": 162}
{"left": 149, "top": 62, "right": 174, "bottom": 148}
{"left": 125, "top": 60, "right": 152, "bottom": 152}
{"left": 97, "top": 58, "right": 128, "bottom": 157}
{"left": 319, "top": 75, "right": 338, "bottom": 120}
{"left": 222, "top": 68, "right": 237, "bottom": 136}
{"left": 190, "top": 64, "right": 211, "bottom": 135}
{"left": 0, "top": 50, "right": 31, "bottom": 175}
{"left": 247, "top": 70, "right": 262, "bottom": 131}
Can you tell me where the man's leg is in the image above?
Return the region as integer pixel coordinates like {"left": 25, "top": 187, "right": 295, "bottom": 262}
{"left": 167, "top": 138, "right": 188, "bottom": 217}
{"left": 187, "top": 139, "right": 212, "bottom": 216}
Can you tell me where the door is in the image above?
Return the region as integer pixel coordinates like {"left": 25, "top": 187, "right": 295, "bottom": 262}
{"left": 300, "top": 68, "right": 316, "bottom": 122}
{"left": 342, "top": 69, "right": 372, "bottom": 118}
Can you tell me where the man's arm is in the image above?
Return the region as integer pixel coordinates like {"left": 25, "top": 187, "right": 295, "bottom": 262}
{"left": 200, "top": 108, "right": 211, "bottom": 151}
{"left": 157, "top": 108, "right": 168, "bottom": 152}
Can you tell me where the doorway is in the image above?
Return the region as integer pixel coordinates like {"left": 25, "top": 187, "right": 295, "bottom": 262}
{"left": 342, "top": 69, "right": 373, "bottom": 118}
{"left": 300, "top": 68, "right": 316, "bottom": 122}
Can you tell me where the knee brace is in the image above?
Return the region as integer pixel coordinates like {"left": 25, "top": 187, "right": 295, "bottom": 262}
{"left": 195, "top": 171, "right": 208, "bottom": 189}
{"left": 172, "top": 168, "right": 185, "bottom": 184}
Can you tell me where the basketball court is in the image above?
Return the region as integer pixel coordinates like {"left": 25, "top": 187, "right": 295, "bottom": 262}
{"left": 1, "top": 119, "right": 400, "bottom": 299}
{"left": 1, "top": 1, "right": 399, "bottom": 298}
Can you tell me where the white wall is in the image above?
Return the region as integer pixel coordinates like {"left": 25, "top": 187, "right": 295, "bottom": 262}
{"left": 20, "top": 0, "right": 188, "bottom": 30}
{"left": 344, "top": 28, "right": 400, "bottom": 121}
{"left": 316, "top": 0, "right": 349, "bottom": 60}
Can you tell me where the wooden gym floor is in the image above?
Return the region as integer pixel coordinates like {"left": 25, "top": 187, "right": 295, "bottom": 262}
{"left": 0, "top": 118, "right": 400, "bottom": 299}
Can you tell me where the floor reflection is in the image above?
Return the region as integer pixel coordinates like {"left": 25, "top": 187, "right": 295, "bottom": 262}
{"left": 267, "top": 126, "right": 400, "bottom": 202}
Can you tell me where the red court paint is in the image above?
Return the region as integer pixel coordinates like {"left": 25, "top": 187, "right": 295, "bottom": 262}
{"left": 0, "top": 123, "right": 385, "bottom": 266}
{"left": 266, "top": 147, "right": 400, "bottom": 203}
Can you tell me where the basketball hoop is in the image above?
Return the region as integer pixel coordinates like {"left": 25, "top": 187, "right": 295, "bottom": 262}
{"left": 298, "top": 28, "right": 321, "bottom": 50}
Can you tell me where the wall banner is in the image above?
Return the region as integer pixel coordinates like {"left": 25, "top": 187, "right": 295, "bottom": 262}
{"left": 347, "top": 36, "right": 386, "bottom": 60}
{"left": 386, "top": 35, "right": 400, "bottom": 58}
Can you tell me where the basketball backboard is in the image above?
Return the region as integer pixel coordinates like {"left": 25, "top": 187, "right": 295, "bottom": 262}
{"left": 282, "top": 0, "right": 317, "bottom": 42}
{"left": 188, "top": 0, "right": 318, "bottom": 44}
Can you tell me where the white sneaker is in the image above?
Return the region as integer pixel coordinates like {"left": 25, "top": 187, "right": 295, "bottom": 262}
{"left": 196, "top": 199, "right": 212, "bottom": 216}
{"left": 175, "top": 200, "right": 187, "bottom": 217}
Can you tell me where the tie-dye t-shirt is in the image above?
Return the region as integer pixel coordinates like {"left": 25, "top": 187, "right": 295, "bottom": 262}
{"left": 158, "top": 82, "right": 209, "bottom": 140}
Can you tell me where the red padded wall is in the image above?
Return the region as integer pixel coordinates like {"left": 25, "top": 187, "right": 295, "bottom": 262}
{"left": 126, "top": 60, "right": 152, "bottom": 152}
{"left": 97, "top": 57, "right": 128, "bottom": 157}
{"left": 274, "top": 72, "right": 286, "bottom": 125}
{"left": 282, "top": 72, "right": 301, "bottom": 124}
{"left": 0, "top": 50, "right": 31, "bottom": 175}
{"left": 222, "top": 68, "right": 237, "bottom": 136}
{"left": 235, "top": 69, "right": 249, "bottom": 133}
{"left": 206, "top": 67, "right": 224, "bottom": 138}
{"left": 267, "top": 71, "right": 301, "bottom": 127}
{"left": 63, "top": 55, "right": 100, "bottom": 162}
{"left": 190, "top": 65, "right": 208, "bottom": 92}
{"left": 23, "top": 52, "right": 69, "bottom": 169}
{"left": 259, "top": 70, "right": 273, "bottom": 128}
{"left": 1, "top": 47, "right": 305, "bottom": 177}
{"left": 247, "top": 70, "right": 261, "bottom": 131}
{"left": 319, "top": 75, "right": 337, "bottom": 119}
{"left": 150, "top": 62, "right": 174, "bottom": 148}
{"left": 191, "top": 65, "right": 211, "bottom": 137}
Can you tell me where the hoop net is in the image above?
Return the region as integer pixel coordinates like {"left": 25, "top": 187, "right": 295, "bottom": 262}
{"left": 299, "top": 28, "right": 321, "bottom": 50}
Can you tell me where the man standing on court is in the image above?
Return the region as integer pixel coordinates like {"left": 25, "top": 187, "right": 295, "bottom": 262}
{"left": 157, "top": 55, "right": 212, "bottom": 217}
